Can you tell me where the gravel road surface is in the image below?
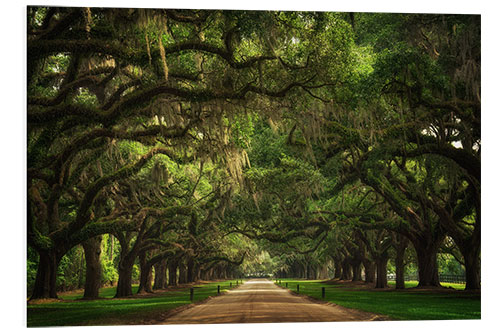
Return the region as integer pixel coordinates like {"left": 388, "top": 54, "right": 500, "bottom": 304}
{"left": 162, "top": 279, "right": 385, "bottom": 324}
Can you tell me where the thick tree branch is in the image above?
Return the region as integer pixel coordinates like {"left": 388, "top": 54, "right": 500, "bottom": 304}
{"left": 68, "top": 147, "right": 176, "bottom": 235}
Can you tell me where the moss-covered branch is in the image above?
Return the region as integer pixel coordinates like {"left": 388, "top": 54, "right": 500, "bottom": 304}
{"left": 28, "top": 39, "right": 278, "bottom": 70}
{"left": 68, "top": 147, "right": 176, "bottom": 235}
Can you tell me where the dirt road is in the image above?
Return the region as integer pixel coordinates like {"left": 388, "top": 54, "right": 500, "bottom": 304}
{"left": 162, "top": 279, "right": 385, "bottom": 324}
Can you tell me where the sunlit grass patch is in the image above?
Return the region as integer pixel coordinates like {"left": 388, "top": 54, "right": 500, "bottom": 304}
{"left": 276, "top": 278, "right": 479, "bottom": 320}
{"left": 27, "top": 280, "right": 241, "bottom": 327}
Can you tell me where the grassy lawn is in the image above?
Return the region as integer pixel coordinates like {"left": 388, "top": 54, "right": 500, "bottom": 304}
{"left": 27, "top": 280, "right": 242, "bottom": 327}
{"left": 387, "top": 280, "right": 466, "bottom": 290}
{"left": 276, "top": 279, "right": 480, "bottom": 321}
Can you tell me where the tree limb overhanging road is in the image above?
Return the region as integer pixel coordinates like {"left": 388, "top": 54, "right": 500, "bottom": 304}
{"left": 162, "top": 279, "right": 387, "bottom": 324}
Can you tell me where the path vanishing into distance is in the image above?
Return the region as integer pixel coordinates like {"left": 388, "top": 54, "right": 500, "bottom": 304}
{"left": 162, "top": 279, "right": 386, "bottom": 324}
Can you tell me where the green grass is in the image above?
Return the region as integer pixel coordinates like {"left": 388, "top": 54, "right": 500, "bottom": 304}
{"left": 276, "top": 279, "right": 480, "bottom": 321}
{"left": 27, "top": 280, "right": 242, "bottom": 327}
{"left": 387, "top": 280, "right": 466, "bottom": 290}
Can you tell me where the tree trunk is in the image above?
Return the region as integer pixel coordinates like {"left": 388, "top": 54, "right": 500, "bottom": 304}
{"left": 115, "top": 265, "right": 134, "bottom": 297}
{"left": 225, "top": 265, "right": 233, "bottom": 279}
{"left": 77, "top": 248, "right": 85, "bottom": 289}
{"left": 190, "top": 263, "right": 199, "bottom": 281}
{"left": 30, "top": 250, "right": 61, "bottom": 299}
{"left": 340, "top": 259, "right": 352, "bottom": 280}
{"left": 363, "top": 259, "right": 375, "bottom": 283}
{"left": 201, "top": 267, "right": 212, "bottom": 280}
{"left": 394, "top": 235, "right": 408, "bottom": 289}
{"left": 352, "top": 260, "right": 362, "bottom": 282}
{"left": 395, "top": 256, "right": 405, "bottom": 289}
{"left": 187, "top": 258, "right": 195, "bottom": 282}
{"left": 82, "top": 236, "right": 102, "bottom": 299}
{"left": 307, "top": 263, "right": 317, "bottom": 279}
{"left": 202, "top": 267, "right": 211, "bottom": 280}
{"left": 168, "top": 259, "right": 178, "bottom": 286}
{"left": 153, "top": 259, "right": 167, "bottom": 290}
{"left": 375, "top": 257, "right": 388, "bottom": 288}
{"left": 415, "top": 244, "right": 441, "bottom": 287}
{"left": 213, "top": 265, "right": 220, "bottom": 279}
{"left": 137, "top": 253, "right": 153, "bottom": 293}
{"left": 318, "top": 264, "right": 329, "bottom": 279}
{"left": 115, "top": 257, "right": 135, "bottom": 297}
{"left": 463, "top": 246, "right": 481, "bottom": 290}
{"left": 178, "top": 259, "right": 188, "bottom": 284}
{"left": 333, "top": 259, "right": 342, "bottom": 279}
{"left": 220, "top": 264, "right": 227, "bottom": 279}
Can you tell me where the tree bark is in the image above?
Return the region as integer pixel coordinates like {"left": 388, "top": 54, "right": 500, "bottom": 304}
{"left": 220, "top": 264, "right": 227, "bottom": 279}
{"left": 178, "top": 261, "right": 188, "bottom": 284}
{"left": 212, "top": 265, "right": 220, "bottom": 279}
{"left": 30, "top": 250, "right": 61, "bottom": 299}
{"left": 201, "top": 267, "right": 212, "bottom": 280}
{"left": 352, "top": 259, "right": 362, "bottom": 282}
{"left": 115, "top": 256, "right": 135, "bottom": 297}
{"left": 77, "top": 248, "right": 85, "bottom": 289}
{"left": 363, "top": 259, "right": 375, "bottom": 283}
{"left": 187, "top": 258, "right": 195, "bottom": 282}
{"left": 307, "top": 263, "right": 317, "bottom": 279}
{"left": 395, "top": 256, "right": 405, "bottom": 289}
{"left": 340, "top": 258, "right": 352, "bottom": 280}
{"left": 415, "top": 244, "right": 441, "bottom": 287}
{"left": 137, "top": 253, "right": 153, "bottom": 293}
{"left": 333, "top": 259, "right": 342, "bottom": 279}
{"left": 193, "top": 264, "right": 201, "bottom": 281}
{"left": 153, "top": 259, "right": 167, "bottom": 290}
{"left": 375, "top": 257, "right": 389, "bottom": 288}
{"left": 463, "top": 246, "right": 481, "bottom": 290}
{"left": 168, "top": 259, "right": 178, "bottom": 286}
{"left": 82, "top": 236, "right": 102, "bottom": 299}
{"left": 318, "top": 264, "right": 329, "bottom": 279}
{"left": 394, "top": 235, "right": 408, "bottom": 289}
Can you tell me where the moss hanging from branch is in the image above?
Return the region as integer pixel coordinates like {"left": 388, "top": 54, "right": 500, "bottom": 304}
{"left": 158, "top": 34, "right": 169, "bottom": 81}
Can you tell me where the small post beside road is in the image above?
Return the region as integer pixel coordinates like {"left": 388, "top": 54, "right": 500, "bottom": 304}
{"left": 236, "top": 280, "right": 239, "bottom": 285}
{"left": 190, "top": 288, "right": 194, "bottom": 302}
{"left": 322, "top": 287, "right": 325, "bottom": 299}
{"left": 279, "top": 280, "right": 281, "bottom": 284}
{"left": 285, "top": 282, "right": 288, "bottom": 288}
{"left": 297, "top": 284, "right": 299, "bottom": 293}
{"left": 230, "top": 282, "right": 232, "bottom": 288}
{"left": 217, "top": 285, "right": 220, "bottom": 295}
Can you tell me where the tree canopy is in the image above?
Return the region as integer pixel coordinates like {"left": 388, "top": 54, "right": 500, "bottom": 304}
{"left": 26, "top": 7, "right": 481, "bottom": 300}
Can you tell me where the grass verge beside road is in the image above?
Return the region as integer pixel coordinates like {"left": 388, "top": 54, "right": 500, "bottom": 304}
{"left": 27, "top": 280, "right": 242, "bottom": 327}
{"left": 276, "top": 279, "right": 480, "bottom": 321}
{"left": 387, "top": 280, "right": 466, "bottom": 290}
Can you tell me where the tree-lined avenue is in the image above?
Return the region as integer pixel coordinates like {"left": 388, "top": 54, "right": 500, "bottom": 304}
{"left": 162, "top": 279, "right": 385, "bottom": 324}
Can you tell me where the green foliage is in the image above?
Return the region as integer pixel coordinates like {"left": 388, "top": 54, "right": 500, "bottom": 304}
{"left": 74, "top": 88, "right": 99, "bottom": 107}
{"left": 27, "top": 6, "right": 480, "bottom": 306}
{"left": 100, "top": 234, "right": 119, "bottom": 285}
{"left": 229, "top": 113, "right": 256, "bottom": 149}
{"left": 57, "top": 246, "right": 85, "bottom": 291}
{"left": 438, "top": 253, "right": 465, "bottom": 275}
